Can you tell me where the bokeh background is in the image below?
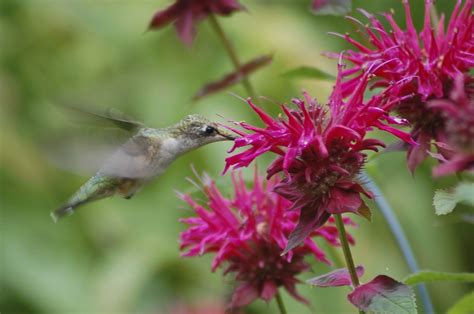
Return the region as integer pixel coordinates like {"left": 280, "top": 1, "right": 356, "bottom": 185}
{"left": 1, "top": 0, "right": 472, "bottom": 313}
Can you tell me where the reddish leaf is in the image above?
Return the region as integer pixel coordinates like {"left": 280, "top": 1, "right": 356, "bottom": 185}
{"left": 230, "top": 282, "right": 259, "bottom": 308}
{"left": 307, "top": 266, "right": 364, "bottom": 287}
{"left": 356, "top": 201, "right": 372, "bottom": 221}
{"left": 193, "top": 54, "right": 272, "bottom": 101}
{"left": 348, "top": 275, "right": 417, "bottom": 313}
{"left": 283, "top": 207, "right": 330, "bottom": 255}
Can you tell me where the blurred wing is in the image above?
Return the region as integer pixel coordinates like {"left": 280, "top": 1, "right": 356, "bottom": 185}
{"left": 41, "top": 129, "right": 130, "bottom": 176}
{"left": 99, "top": 135, "right": 163, "bottom": 179}
{"left": 61, "top": 104, "right": 144, "bottom": 132}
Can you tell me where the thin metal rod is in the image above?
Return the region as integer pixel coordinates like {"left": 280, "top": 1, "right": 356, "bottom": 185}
{"left": 359, "top": 171, "right": 434, "bottom": 314}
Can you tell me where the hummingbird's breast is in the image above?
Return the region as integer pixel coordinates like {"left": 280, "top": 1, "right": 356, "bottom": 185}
{"left": 98, "top": 127, "right": 189, "bottom": 180}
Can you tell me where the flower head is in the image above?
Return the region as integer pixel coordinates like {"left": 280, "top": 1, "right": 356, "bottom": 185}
{"left": 429, "top": 75, "right": 474, "bottom": 176}
{"left": 149, "top": 0, "right": 244, "bottom": 45}
{"left": 330, "top": 0, "right": 474, "bottom": 171}
{"left": 179, "top": 171, "right": 355, "bottom": 308}
{"left": 224, "top": 63, "right": 414, "bottom": 252}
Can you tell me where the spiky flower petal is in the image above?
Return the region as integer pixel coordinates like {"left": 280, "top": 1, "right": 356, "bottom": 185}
{"left": 225, "top": 64, "right": 414, "bottom": 252}
{"left": 179, "top": 171, "right": 355, "bottom": 308}
{"left": 330, "top": 0, "right": 474, "bottom": 171}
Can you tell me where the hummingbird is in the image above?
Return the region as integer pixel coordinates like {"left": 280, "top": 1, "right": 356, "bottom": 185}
{"left": 51, "top": 109, "right": 237, "bottom": 222}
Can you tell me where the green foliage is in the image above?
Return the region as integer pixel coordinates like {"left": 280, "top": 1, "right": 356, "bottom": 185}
{"left": 311, "top": 0, "right": 352, "bottom": 16}
{"left": 447, "top": 291, "right": 474, "bottom": 314}
{"left": 433, "top": 182, "right": 474, "bottom": 215}
{"left": 404, "top": 271, "right": 474, "bottom": 285}
{"left": 281, "top": 66, "right": 335, "bottom": 81}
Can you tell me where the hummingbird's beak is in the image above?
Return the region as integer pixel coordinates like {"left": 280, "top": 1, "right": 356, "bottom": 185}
{"left": 216, "top": 125, "right": 238, "bottom": 140}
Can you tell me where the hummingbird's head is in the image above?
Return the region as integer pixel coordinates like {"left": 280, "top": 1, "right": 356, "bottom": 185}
{"left": 176, "top": 114, "right": 237, "bottom": 148}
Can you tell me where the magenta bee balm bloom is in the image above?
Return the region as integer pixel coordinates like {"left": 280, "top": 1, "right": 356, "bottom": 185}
{"left": 429, "top": 75, "right": 474, "bottom": 176}
{"left": 179, "top": 171, "right": 355, "bottom": 308}
{"left": 149, "top": 0, "right": 244, "bottom": 45}
{"left": 224, "top": 64, "right": 414, "bottom": 252}
{"left": 331, "top": 0, "right": 474, "bottom": 171}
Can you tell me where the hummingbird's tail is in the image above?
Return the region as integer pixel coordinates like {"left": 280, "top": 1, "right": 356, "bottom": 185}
{"left": 51, "top": 176, "right": 119, "bottom": 222}
{"left": 51, "top": 202, "right": 86, "bottom": 223}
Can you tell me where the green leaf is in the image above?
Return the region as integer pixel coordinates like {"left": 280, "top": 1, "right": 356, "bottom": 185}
{"left": 281, "top": 66, "right": 335, "bottom": 81}
{"left": 404, "top": 271, "right": 474, "bottom": 285}
{"left": 447, "top": 291, "right": 474, "bottom": 314}
{"left": 348, "top": 275, "right": 417, "bottom": 314}
{"left": 433, "top": 182, "right": 474, "bottom": 215}
{"left": 311, "top": 0, "right": 352, "bottom": 16}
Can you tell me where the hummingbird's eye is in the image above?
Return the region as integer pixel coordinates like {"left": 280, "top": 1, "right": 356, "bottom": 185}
{"left": 204, "top": 125, "right": 216, "bottom": 135}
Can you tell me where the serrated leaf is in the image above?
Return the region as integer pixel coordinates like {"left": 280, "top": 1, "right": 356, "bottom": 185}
{"left": 307, "top": 266, "right": 364, "bottom": 287}
{"left": 433, "top": 189, "right": 458, "bottom": 215}
{"left": 311, "top": 0, "right": 352, "bottom": 16}
{"left": 193, "top": 54, "right": 272, "bottom": 101}
{"left": 348, "top": 275, "right": 417, "bottom": 314}
{"left": 404, "top": 271, "right": 474, "bottom": 285}
{"left": 433, "top": 182, "right": 474, "bottom": 215}
{"left": 447, "top": 291, "right": 474, "bottom": 314}
{"left": 281, "top": 66, "right": 335, "bottom": 81}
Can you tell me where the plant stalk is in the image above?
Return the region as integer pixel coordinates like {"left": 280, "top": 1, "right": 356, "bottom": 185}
{"left": 275, "top": 290, "right": 287, "bottom": 314}
{"left": 334, "top": 213, "right": 360, "bottom": 287}
{"left": 208, "top": 13, "right": 257, "bottom": 100}
{"left": 334, "top": 213, "right": 364, "bottom": 314}
{"left": 359, "top": 171, "right": 434, "bottom": 314}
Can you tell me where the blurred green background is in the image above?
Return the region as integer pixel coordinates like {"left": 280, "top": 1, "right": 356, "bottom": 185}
{"left": 1, "top": 0, "right": 472, "bottom": 313}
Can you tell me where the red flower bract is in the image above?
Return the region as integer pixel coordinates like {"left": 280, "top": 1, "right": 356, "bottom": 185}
{"left": 330, "top": 0, "right": 474, "bottom": 171}
{"left": 179, "top": 171, "right": 355, "bottom": 308}
{"left": 224, "top": 63, "right": 414, "bottom": 252}
{"left": 149, "top": 0, "right": 244, "bottom": 45}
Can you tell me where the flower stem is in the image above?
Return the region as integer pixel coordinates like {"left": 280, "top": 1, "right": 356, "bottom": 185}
{"left": 359, "top": 171, "right": 434, "bottom": 314}
{"left": 334, "top": 213, "right": 360, "bottom": 287}
{"left": 334, "top": 213, "right": 364, "bottom": 314}
{"left": 275, "top": 290, "right": 287, "bottom": 314}
{"left": 208, "top": 13, "right": 258, "bottom": 100}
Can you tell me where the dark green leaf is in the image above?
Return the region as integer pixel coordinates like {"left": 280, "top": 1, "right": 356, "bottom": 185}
{"left": 404, "top": 271, "right": 474, "bottom": 285}
{"left": 281, "top": 66, "right": 335, "bottom": 81}
{"left": 447, "top": 291, "right": 474, "bottom": 314}
{"left": 311, "top": 0, "right": 352, "bottom": 16}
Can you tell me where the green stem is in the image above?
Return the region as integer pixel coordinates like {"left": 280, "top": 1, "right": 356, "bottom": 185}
{"left": 208, "top": 13, "right": 257, "bottom": 100}
{"left": 334, "top": 214, "right": 360, "bottom": 287}
{"left": 275, "top": 290, "right": 287, "bottom": 314}
{"left": 334, "top": 213, "right": 364, "bottom": 314}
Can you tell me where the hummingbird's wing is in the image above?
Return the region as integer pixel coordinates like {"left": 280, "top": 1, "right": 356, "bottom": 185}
{"left": 99, "top": 134, "right": 163, "bottom": 179}
{"left": 62, "top": 104, "right": 144, "bottom": 132}
{"left": 44, "top": 106, "right": 146, "bottom": 176}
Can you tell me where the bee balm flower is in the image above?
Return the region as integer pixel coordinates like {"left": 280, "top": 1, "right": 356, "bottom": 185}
{"left": 330, "top": 0, "right": 474, "bottom": 171}
{"left": 225, "top": 63, "right": 414, "bottom": 252}
{"left": 179, "top": 171, "right": 355, "bottom": 308}
{"left": 429, "top": 75, "right": 474, "bottom": 176}
{"left": 149, "top": 0, "right": 244, "bottom": 45}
